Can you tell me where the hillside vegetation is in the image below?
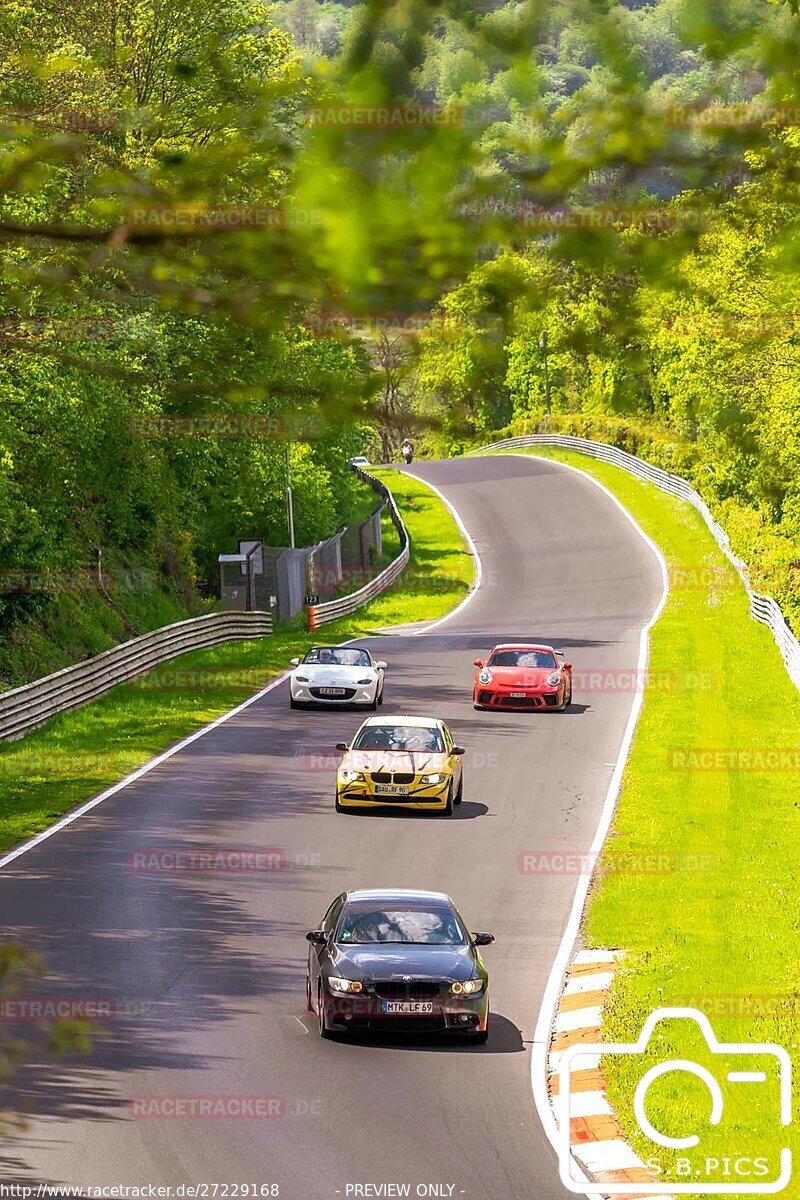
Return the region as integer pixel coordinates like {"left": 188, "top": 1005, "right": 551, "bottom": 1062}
{"left": 1, "top": 0, "right": 799, "bottom": 679}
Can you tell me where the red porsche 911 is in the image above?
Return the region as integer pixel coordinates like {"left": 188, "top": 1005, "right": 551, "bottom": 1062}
{"left": 472, "top": 643, "right": 573, "bottom": 712}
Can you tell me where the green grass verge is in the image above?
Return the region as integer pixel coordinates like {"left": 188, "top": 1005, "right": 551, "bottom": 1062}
{"left": 508, "top": 446, "right": 800, "bottom": 1190}
{"left": 0, "top": 468, "right": 474, "bottom": 854}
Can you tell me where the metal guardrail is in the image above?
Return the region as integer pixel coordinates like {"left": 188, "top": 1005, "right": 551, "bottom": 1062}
{"left": 477, "top": 432, "right": 800, "bottom": 693}
{"left": 306, "top": 466, "right": 410, "bottom": 631}
{"left": 0, "top": 611, "right": 273, "bottom": 743}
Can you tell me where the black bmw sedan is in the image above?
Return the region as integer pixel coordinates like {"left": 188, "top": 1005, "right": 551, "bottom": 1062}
{"left": 306, "top": 888, "right": 494, "bottom": 1042}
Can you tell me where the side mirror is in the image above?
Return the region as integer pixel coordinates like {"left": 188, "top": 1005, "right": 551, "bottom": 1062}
{"left": 473, "top": 659, "right": 484, "bottom": 668}
{"left": 335, "top": 742, "right": 348, "bottom": 752}
{"left": 472, "top": 932, "right": 495, "bottom": 946}
{"left": 452, "top": 746, "right": 466, "bottom": 756}
{"left": 305, "top": 930, "right": 327, "bottom": 945}
{"left": 563, "top": 662, "right": 573, "bottom": 671}
{"left": 290, "top": 658, "right": 301, "bottom": 667}
{"left": 375, "top": 661, "right": 387, "bottom": 670}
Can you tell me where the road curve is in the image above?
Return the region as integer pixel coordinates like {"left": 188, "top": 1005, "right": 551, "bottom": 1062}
{"left": 0, "top": 454, "right": 662, "bottom": 1198}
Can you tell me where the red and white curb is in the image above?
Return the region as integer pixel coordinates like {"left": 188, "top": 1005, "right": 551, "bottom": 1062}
{"left": 548, "top": 948, "right": 674, "bottom": 1198}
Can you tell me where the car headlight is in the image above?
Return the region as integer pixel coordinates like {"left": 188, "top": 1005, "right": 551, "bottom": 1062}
{"left": 450, "top": 979, "right": 483, "bottom": 996}
{"left": 478, "top": 668, "right": 492, "bottom": 685}
{"left": 295, "top": 674, "right": 310, "bottom": 683}
{"left": 421, "top": 772, "right": 446, "bottom": 785}
{"left": 327, "top": 977, "right": 363, "bottom": 993}
{"left": 546, "top": 671, "right": 561, "bottom": 687}
{"left": 339, "top": 769, "right": 365, "bottom": 782}
{"left": 356, "top": 677, "right": 374, "bottom": 685}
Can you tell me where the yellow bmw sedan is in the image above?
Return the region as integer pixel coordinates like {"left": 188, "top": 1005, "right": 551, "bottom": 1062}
{"left": 335, "top": 716, "right": 465, "bottom": 816}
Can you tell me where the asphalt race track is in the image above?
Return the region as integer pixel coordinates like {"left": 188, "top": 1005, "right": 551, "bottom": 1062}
{"left": 0, "top": 454, "right": 663, "bottom": 1198}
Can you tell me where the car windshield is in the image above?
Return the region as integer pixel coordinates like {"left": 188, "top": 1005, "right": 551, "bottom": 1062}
{"left": 304, "top": 647, "right": 371, "bottom": 667}
{"left": 488, "top": 649, "right": 557, "bottom": 669}
{"left": 336, "top": 906, "right": 466, "bottom": 945}
{"left": 352, "top": 724, "right": 445, "bottom": 752}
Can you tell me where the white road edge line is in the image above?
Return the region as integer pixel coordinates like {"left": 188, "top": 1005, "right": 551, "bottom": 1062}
{"left": 398, "top": 469, "right": 483, "bottom": 635}
{"left": 0, "top": 469, "right": 483, "bottom": 873}
{"left": 506, "top": 452, "right": 670, "bottom": 1196}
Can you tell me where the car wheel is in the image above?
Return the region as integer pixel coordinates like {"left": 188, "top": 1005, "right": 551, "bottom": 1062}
{"left": 368, "top": 692, "right": 379, "bottom": 711}
{"left": 290, "top": 697, "right": 304, "bottom": 710}
{"left": 377, "top": 683, "right": 384, "bottom": 707}
{"left": 335, "top": 791, "right": 349, "bottom": 813}
{"left": 306, "top": 974, "right": 314, "bottom": 1013}
{"left": 442, "top": 784, "right": 454, "bottom": 816}
{"left": 470, "top": 1026, "right": 489, "bottom": 1044}
{"left": 317, "top": 984, "right": 332, "bottom": 1039}
{"left": 454, "top": 776, "right": 463, "bottom": 806}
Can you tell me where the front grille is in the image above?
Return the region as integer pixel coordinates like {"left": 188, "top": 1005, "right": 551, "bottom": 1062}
{"left": 370, "top": 771, "right": 415, "bottom": 785}
{"left": 310, "top": 686, "right": 357, "bottom": 700}
{"left": 369, "top": 1016, "right": 445, "bottom": 1032}
{"left": 371, "top": 981, "right": 443, "bottom": 999}
{"left": 478, "top": 690, "right": 493, "bottom": 704}
{"left": 371, "top": 772, "right": 392, "bottom": 784}
{"left": 499, "top": 694, "right": 541, "bottom": 708}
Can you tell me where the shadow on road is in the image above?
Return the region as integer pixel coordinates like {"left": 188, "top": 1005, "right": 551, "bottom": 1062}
{"left": 337, "top": 801, "right": 488, "bottom": 820}
{"left": 323, "top": 1011, "right": 524, "bottom": 1054}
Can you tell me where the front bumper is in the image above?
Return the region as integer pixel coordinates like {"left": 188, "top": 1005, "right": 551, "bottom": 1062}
{"left": 473, "top": 686, "right": 562, "bottom": 710}
{"left": 336, "top": 778, "right": 451, "bottom": 809}
{"left": 291, "top": 680, "right": 377, "bottom": 706}
{"left": 322, "top": 990, "right": 488, "bottom": 1033}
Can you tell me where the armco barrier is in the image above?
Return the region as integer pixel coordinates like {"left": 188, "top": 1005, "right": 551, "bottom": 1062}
{"left": 0, "top": 611, "right": 273, "bottom": 742}
{"left": 306, "top": 466, "right": 410, "bottom": 630}
{"left": 477, "top": 433, "right": 800, "bottom": 693}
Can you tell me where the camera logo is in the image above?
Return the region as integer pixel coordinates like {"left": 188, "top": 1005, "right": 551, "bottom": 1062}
{"left": 557, "top": 1007, "right": 791, "bottom": 1194}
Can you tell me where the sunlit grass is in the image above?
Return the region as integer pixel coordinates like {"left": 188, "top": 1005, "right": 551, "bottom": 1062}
{"left": 0, "top": 469, "right": 474, "bottom": 853}
{"left": 513, "top": 447, "right": 800, "bottom": 1188}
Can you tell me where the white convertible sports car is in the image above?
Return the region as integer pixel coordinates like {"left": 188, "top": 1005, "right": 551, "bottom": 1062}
{"left": 289, "top": 646, "right": 387, "bottom": 710}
